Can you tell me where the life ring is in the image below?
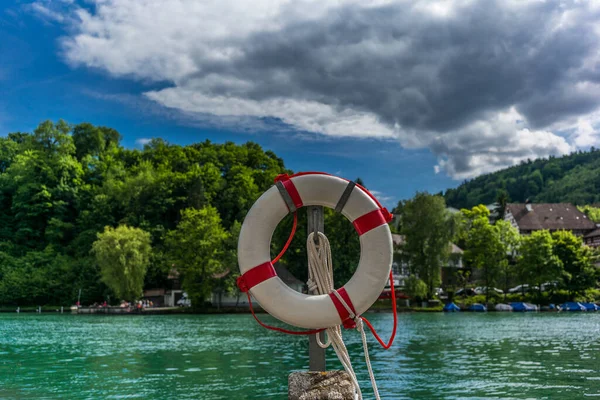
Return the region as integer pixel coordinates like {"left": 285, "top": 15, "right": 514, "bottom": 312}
{"left": 237, "top": 172, "right": 393, "bottom": 329}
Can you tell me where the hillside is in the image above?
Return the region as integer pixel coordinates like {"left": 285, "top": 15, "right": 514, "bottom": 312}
{"left": 444, "top": 148, "right": 600, "bottom": 209}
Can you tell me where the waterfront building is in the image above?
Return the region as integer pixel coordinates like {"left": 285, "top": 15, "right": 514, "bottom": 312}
{"left": 389, "top": 234, "right": 464, "bottom": 289}
{"left": 584, "top": 228, "right": 600, "bottom": 248}
{"left": 505, "top": 202, "right": 596, "bottom": 236}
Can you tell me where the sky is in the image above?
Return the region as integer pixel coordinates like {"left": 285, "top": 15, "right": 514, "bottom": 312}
{"left": 2, "top": 0, "right": 600, "bottom": 208}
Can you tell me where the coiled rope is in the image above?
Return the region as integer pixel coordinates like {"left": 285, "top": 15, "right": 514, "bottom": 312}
{"left": 307, "top": 232, "right": 381, "bottom": 400}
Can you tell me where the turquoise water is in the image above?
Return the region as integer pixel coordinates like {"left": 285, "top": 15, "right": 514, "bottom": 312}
{"left": 0, "top": 313, "right": 599, "bottom": 399}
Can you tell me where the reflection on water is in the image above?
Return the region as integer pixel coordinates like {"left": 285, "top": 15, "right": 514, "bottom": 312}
{"left": 0, "top": 313, "right": 599, "bottom": 399}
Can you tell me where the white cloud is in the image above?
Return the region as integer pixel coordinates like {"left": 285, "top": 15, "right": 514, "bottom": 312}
{"left": 431, "top": 108, "right": 573, "bottom": 179}
{"left": 145, "top": 89, "right": 396, "bottom": 139}
{"left": 135, "top": 138, "right": 152, "bottom": 147}
{"left": 29, "top": 2, "right": 65, "bottom": 22}
{"left": 36, "top": 0, "right": 600, "bottom": 178}
{"left": 369, "top": 190, "right": 395, "bottom": 207}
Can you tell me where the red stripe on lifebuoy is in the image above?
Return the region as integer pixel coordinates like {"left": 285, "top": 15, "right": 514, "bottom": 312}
{"left": 275, "top": 174, "right": 303, "bottom": 211}
{"left": 329, "top": 288, "right": 357, "bottom": 329}
{"left": 237, "top": 262, "right": 276, "bottom": 293}
{"left": 353, "top": 208, "right": 393, "bottom": 236}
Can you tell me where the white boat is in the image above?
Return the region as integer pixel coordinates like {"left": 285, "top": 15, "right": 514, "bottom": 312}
{"left": 495, "top": 303, "right": 513, "bottom": 312}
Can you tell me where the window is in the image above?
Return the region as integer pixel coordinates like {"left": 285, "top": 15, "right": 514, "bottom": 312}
{"left": 392, "top": 262, "right": 400, "bottom": 276}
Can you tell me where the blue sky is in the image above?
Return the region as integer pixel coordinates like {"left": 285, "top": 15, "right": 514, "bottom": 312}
{"left": 2, "top": 0, "right": 600, "bottom": 208}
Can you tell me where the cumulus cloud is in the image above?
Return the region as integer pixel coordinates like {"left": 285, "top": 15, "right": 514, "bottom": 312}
{"left": 38, "top": 0, "right": 600, "bottom": 178}
{"left": 369, "top": 190, "right": 395, "bottom": 208}
{"left": 135, "top": 138, "right": 153, "bottom": 147}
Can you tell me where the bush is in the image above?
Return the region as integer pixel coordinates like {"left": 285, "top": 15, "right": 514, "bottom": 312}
{"left": 575, "top": 289, "right": 600, "bottom": 303}
{"left": 404, "top": 276, "right": 427, "bottom": 301}
{"left": 458, "top": 294, "right": 487, "bottom": 308}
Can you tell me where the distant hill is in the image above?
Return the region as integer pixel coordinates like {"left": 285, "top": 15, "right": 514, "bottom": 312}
{"left": 444, "top": 148, "right": 600, "bottom": 209}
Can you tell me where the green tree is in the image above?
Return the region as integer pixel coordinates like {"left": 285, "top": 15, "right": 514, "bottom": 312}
{"left": 496, "top": 220, "right": 521, "bottom": 300}
{"left": 496, "top": 190, "right": 510, "bottom": 220}
{"left": 404, "top": 275, "right": 427, "bottom": 303}
{"left": 578, "top": 205, "right": 600, "bottom": 223}
{"left": 92, "top": 225, "right": 152, "bottom": 301}
{"left": 0, "top": 120, "right": 293, "bottom": 306}
{"left": 517, "top": 230, "right": 563, "bottom": 300}
{"left": 551, "top": 230, "right": 597, "bottom": 298}
{"left": 164, "top": 207, "right": 229, "bottom": 306}
{"left": 462, "top": 207, "right": 503, "bottom": 303}
{"left": 401, "top": 192, "right": 455, "bottom": 299}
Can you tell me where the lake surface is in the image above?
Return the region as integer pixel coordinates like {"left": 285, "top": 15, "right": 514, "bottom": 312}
{"left": 0, "top": 312, "right": 599, "bottom": 399}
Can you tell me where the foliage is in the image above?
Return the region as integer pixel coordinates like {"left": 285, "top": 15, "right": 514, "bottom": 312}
{"left": 164, "top": 207, "right": 229, "bottom": 306}
{"left": 496, "top": 220, "right": 521, "bottom": 297}
{"left": 462, "top": 207, "right": 503, "bottom": 302}
{"left": 92, "top": 225, "right": 152, "bottom": 301}
{"left": 401, "top": 192, "right": 456, "bottom": 298}
{"left": 551, "top": 230, "right": 598, "bottom": 298}
{"left": 457, "top": 294, "right": 489, "bottom": 308}
{"left": 444, "top": 148, "right": 600, "bottom": 208}
{"left": 578, "top": 205, "right": 600, "bottom": 223}
{"left": 0, "top": 120, "right": 288, "bottom": 306}
{"left": 404, "top": 275, "right": 428, "bottom": 301}
{"left": 517, "top": 231, "right": 563, "bottom": 300}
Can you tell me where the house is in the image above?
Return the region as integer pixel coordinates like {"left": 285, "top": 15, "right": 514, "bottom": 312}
{"left": 142, "top": 267, "right": 184, "bottom": 307}
{"left": 163, "top": 267, "right": 184, "bottom": 307}
{"left": 584, "top": 228, "right": 600, "bottom": 248}
{"left": 505, "top": 203, "right": 597, "bottom": 236}
{"left": 211, "top": 263, "right": 305, "bottom": 308}
{"left": 390, "top": 234, "right": 464, "bottom": 289}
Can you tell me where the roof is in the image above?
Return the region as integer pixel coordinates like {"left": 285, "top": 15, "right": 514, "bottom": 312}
{"left": 391, "top": 233, "right": 405, "bottom": 246}
{"left": 273, "top": 263, "right": 304, "bottom": 286}
{"left": 450, "top": 243, "right": 464, "bottom": 254}
{"left": 212, "top": 268, "right": 231, "bottom": 279}
{"left": 167, "top": 267, "right": 180, "bottom": 280}
{"left": 585, "top": 228, "right": 600, "bottom": 238}
{"left": 143, "top": 288, "right": 165, "bottom": 297}
{"left": 506, "top": 203, "right": 596, "bottom": 231}
{"left": 391, "top": 233, "right": 463, "bottom": 254}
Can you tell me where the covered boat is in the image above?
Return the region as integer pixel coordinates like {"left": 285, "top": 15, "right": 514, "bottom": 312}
{"left": 510, "top": 302, "right": 537, "bottom": 312}
{"left": 582, "top": 303, "right": 598, "bottom": 311}
{"left": 468, "top": 303, "right": 487, "bottom": 312}
{"left": 560, "top": 302, "right": 586, "bottom": 311}
{"left": 495, "top": 303, "right": 512, "bottom": 311}
{"left": 443, "top": 302, "right": 460, "bottom": 312}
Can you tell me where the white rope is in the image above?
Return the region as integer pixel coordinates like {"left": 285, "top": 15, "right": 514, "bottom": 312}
{"left": 307, "top": 232, "right": 381, "bottom": 400}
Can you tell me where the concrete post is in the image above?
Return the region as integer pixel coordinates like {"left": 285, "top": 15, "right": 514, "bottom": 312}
{"left": 288, "top": 371, "right": 355, "bottom": 400}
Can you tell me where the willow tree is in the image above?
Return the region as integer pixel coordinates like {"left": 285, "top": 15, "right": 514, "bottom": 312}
{"left": 92, "top": 225, "right": 152, "bottom": 301}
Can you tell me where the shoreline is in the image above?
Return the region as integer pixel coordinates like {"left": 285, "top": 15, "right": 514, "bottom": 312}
{"left": 0, "top": 305, "right": 565, "bottom": 314}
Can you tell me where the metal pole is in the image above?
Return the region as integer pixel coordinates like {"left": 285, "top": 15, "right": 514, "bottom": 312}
{"left": 307, "top": 206, "right": 326, "bottom": 372}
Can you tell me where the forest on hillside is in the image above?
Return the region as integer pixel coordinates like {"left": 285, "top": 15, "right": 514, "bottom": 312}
{"left": 0, "top": 120, "right": 362, "bottom": 307}
{"left": 443, "top": 148, "right": 600, "bottom": 209}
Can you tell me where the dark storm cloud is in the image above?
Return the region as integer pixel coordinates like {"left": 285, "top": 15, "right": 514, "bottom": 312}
{"left": 43, "top": 0, "right": 600, "bottom": 177}
{"left": 215, "top": 0, "right": 600, "bottom": 133}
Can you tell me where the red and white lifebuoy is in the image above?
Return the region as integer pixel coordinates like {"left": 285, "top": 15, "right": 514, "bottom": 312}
{"left": 237, "top": 172, "right": 393, "bottom": 329}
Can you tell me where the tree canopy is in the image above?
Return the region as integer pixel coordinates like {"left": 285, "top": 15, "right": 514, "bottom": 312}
{"left": 0, "top": 120, "right": 290, "bottom": 306}
{"left": 164, "top": 207, "right": 229, "bottom": 306}
{"left": 92, "top": 225, "right": 152, "bottom": 301}
{"left": 444, "top": 148, "right": 600, "bottom": 208}
{"left": 400, "top": 192, "right": 456, "bottom": 298}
